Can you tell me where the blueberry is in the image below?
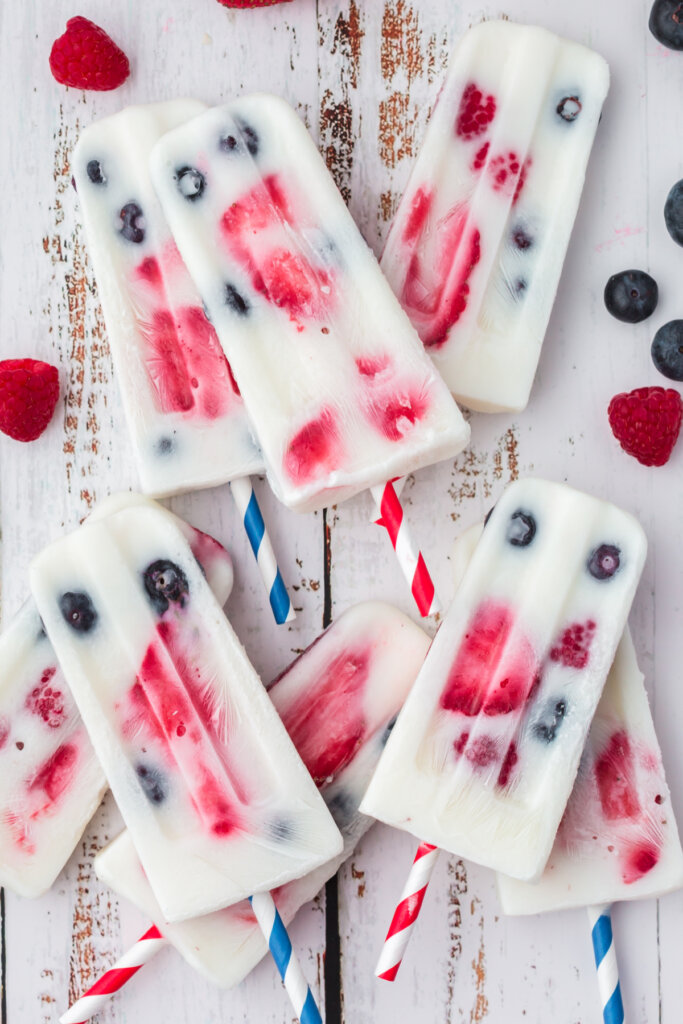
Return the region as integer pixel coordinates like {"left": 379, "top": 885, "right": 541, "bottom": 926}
{"left": 649, "top": 0, "right": 683, "bottom": 50}
{"left": 587, "top": 544, "right": 621, "bottom": 581}
{"left": 652, "top": 320, "right": 683, "bottom": 380}
{"left": 143, "top": 560, "right": 189, "bottom": 615}
{"left": 326, "top": 790, "right": 356, "bottom": 830}
{"left": 136, "top": 763, "right": 166, "bottom": 804}
{"left": 219, "top": 118, "right": 259, "bottom": 157}
{"left": 483, "top": 506, "right": 495, "bottom": 527}
{"left": 175, "top": 166, "right": 205, "bottom": 201}
{"left": 381, "top": 715, "right": 398, "bottom": 746}
{"left": 664, "top": 179, "right": 683, "bottom": 246}
{"left": 506, "top": 510, "right": 536, "bottom": 547}
{"left": 556, "top": 95, "right": 582, "bottom": 122}
{"left": 269, "top": 818, "right": 292, "bottom": 842}
{"left": 533, "top": 699, "right": 567, "bottom": 743}
{"left": 604, "top": 269, "right": 658, "bottom": 324}
{"left": 512, "top": 226, "right": 533, "bottom": 250}
{"left": 224, "top": 283, "right": 250, "bottom": 316}
{"left": 118, "top": 202, "right": 145, "bottom": 244}
{"left": 87, "top": 159, "right": 106, "bottom": 185}
{"left": 156, "top": 436, "right": 174, "bottom": 455}
{"left": 511, "top": 277, "right": 527, "bottom": 299}
{"left": 59, "top": 592, "right": 97, "bottom": 633}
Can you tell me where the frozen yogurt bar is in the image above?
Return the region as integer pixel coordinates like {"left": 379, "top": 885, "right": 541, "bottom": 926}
{"left": 361, "top": 478, "right": 646, "bottom": 881}
{"left": 381, "top": 21, "right": 609, "bottom": 413}
{"left": 150, "top": 94, "right": 470, "bottom": 512}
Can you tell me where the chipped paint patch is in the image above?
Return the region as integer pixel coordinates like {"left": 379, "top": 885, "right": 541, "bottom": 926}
{"left": 68, "top": 829, "right": 118, "bottom": 1006}
{"left": 46, "top": 107, "right": 111, "bottom": 518}
{"left": 318, "top": 2, "right": 365, "bottom": 204}
{"left": 448, "top": 425, "right": 520, "bottom": 520}
{"left": 470, "top": 897, "right": 489, "bottom": 1022}
{"left": 350, "top": 861, "right": 366, "bottom": 898}
{"left": 445, "top": 857, "right": 468, "bottom": 1021}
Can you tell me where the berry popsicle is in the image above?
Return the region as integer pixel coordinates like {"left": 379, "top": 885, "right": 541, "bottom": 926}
{"left": 380, "top": 21, "right": 609, "bottom": 413}
{"left": 29, "top": 503, "right": 342, "bottom": 921}
{"left": 73, "top": 101, "right": 263, "bottom": 497}
{"left": 93, "top": 602, "right": 431, "bottom": 989}
{"left": 361, "top": 478, "right": 647, "bottom": 882}
{"left": 0, "top": 494, "right": 234, "bottom": 899}
{"left": 149, "top": 94, "right": 470, "bottom": 513}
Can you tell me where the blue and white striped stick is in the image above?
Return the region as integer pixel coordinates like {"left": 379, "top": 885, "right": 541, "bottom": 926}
{"left": 587, "top": 904, "right": 625, "bottom": 1024}
{"left": 249, "top": 892, "right": 322, "bottom": 1024}
{"left": 230, "top": 476, "right": 295, "bottom": 625}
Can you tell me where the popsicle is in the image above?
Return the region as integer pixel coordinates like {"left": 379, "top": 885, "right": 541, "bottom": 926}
{"left": 361, "top": 478, "right": 647, "bottom": 882}
{"left": 73, "top": 101, "right": 263, "bottom": 497}
{"left": 92, "top": 602, "right": 431, "bottom": 989}
{"left": 380, "top": 20, "right": 610, "bottom": 413}
{"left": 0, "top": 494, "right": 234, "bottom": 899}
{"left": 149, "top": 93, "right": 470, "bottom": 514}
{"left": 29, "top": 502, "right": 342, "bottom": 921}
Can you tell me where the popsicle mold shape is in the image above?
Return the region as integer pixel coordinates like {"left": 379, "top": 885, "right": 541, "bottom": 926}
{"left": 381, "top": 20, "right": 610, "bottom": 413}
{"left": 150, "top": 94, "right": 470, "bottom": 512}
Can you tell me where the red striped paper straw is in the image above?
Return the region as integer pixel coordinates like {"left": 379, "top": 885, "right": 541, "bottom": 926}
{"left": 59, "top": 925, "right": 168, "bottom": 1024}
{"left": 375, "top": 841, "right": 440, "bottom": 981}
{"left": 371, "top": 480, "right": 441, "bottom": 618}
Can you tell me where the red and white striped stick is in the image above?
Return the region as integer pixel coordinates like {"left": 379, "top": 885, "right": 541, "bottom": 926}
{"left": 375, "top": 841, "right": 440, "bottom": 981}
{"left": 371, "top": 480, "right": 441, "bottom": 618}
{"left": 59, "top": 925, "right": 168, "bottom": 1024}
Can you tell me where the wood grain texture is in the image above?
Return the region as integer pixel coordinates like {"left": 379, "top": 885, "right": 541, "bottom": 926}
{"left": 1, "top": 1, "right": 682, "bottom": 1022}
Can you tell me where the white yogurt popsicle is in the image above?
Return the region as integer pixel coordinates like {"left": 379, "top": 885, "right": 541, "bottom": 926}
{"left": 380, "top": 21, "right": 609, "bottom": 413}
{"left": 361, "top": 478, "right": 647, "bottom": 881}
{"left": 29, "top": 503, "right": 342, "bottom": 921}
{"left": 0, "top": 494, "right": 234, "bottom": 898}
{"left": 73, "top": 101, "right": 263, "bottom": 497}
{"left": 149, "top": 94, "right": 470, "bottom": 513}
{"left": 95, "top": 602, "right": 431, "bottom": 988}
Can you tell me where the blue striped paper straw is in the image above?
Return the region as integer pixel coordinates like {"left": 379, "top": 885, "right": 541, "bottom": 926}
{"left": 249, "top": 892, "right": 322, "bottom": 1024}
{"left": 230, "top": 476, "right": 295, "bottom": 625}
{"left": 587, "top": 904, "right": 625, "bottom": 1024}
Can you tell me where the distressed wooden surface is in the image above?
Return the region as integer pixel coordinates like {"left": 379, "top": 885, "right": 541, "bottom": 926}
{"left": 0, "top": 1, "right": 682, "bottom": 1022}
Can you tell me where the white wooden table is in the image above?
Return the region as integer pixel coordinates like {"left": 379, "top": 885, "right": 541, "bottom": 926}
{"left": 1, "top": 1, "right": 681, "bottom": 1021}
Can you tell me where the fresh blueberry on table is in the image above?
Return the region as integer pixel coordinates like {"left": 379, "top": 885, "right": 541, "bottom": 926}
{"left": 652, "top": 320, "right": 683, "bottom": 381}
{"left": 604, "top": 270, "right": 658, "bottom": 323}
{"left": 649, "top": 0, "right": 683, "bottom": 50}
{"left": 664, "top": 178, "right": 683, "bottom": 246}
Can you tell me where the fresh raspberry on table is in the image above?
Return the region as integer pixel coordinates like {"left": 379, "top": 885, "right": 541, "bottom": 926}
{"left": 49, "top": 17, "right": 130, "bottom": 91}
{"left": 0, "top": 359, "right": 60, "bottom": 443}
{"left": 608, "top": 385, "right": 683, "bottom": 467}
{"left": 217, "top": 0, "right": 293, "bottom": 7}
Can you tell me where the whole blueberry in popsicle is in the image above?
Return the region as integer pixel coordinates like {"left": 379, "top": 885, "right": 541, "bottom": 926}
{"left": 59, "top": 592, "right": 97, "bottom": 633}
{"left": 143, "top": 559, "right": 189, "bottom": 614}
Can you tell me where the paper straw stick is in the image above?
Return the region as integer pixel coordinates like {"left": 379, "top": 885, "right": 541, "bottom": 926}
{"left": 371, "top": 480, "right": 441, "bottom": 618}
{"left": 587, "top": 904, "right": 625, "bottom": 1024}
{"left": 230, "top": 476, "right": 295, "bottom": 625}
{"left": 59, "top": 925, "right": 168, "bottom": 1024}
{"left": 375, "top": 841, "right": 440, "bottom": 981}
{"left": 249, "top": 892, "right": 322, "bottom": 1024}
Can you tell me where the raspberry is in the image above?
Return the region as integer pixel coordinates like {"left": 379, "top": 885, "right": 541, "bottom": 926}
{"left": 455, "top": 83, "right": 496, "bottom": 140}
{"left": 217, "top": 0, "right": 292, "bottom": 7}
{"left": 488, "top": 152, "right": 531, "bottom": 204}
{"left": 608, "top": 386, "right": 683, "bottom": 467}
{"left": 49, "top": 17, "right": 130, "bottom": 91}
{"left": 26, "top": 670, "right": 66, "bottom": 729}
{"left": 0, "top": 359, "right": 60, "bottom": 443}
{"left": 550, "top": 620, "right": 596, "bottom": 670}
